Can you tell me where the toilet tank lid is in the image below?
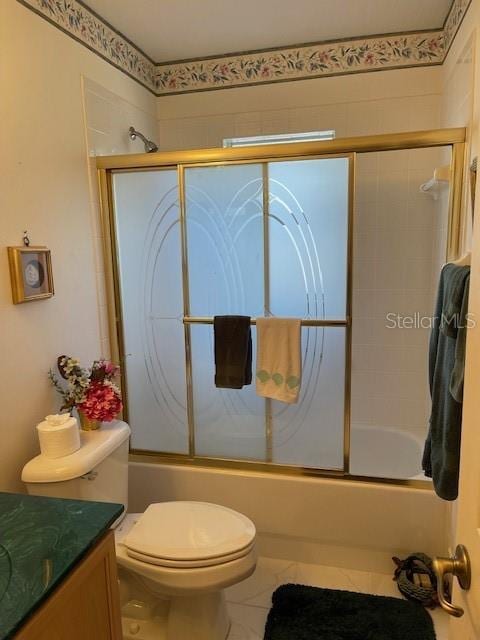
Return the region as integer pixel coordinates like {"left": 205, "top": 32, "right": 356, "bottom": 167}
{"left": 21, "top": 420, "right": 131, "bottom": 483}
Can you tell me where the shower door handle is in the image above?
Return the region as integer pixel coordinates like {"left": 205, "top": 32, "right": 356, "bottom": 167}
{"left": 432, "top": 545, "right": 471, "bottom": 617}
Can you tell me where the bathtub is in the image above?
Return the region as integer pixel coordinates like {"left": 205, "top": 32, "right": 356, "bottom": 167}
{"left": 350, "top": 425, "right": 426, "bottom": 480}
{"left": 128, "top": 453, "right": 447, "bottom": 575}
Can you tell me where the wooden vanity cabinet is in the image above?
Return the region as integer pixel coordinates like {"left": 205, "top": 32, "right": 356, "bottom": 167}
{"left": 15, "top": 531, "right": 122, "bottom": 640}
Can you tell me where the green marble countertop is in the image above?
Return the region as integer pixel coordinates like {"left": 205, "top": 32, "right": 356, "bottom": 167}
{"left": 0, "top": 492, "right": 123, "bottom": 639}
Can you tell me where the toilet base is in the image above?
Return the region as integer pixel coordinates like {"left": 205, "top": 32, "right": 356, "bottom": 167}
{"left": 167, "top": 591, "right": 230, "bottom": 640}
{"left": 122, "top": 614, "right": 167, "bottom": 639}
{"left": 120, "top": 591, "right": 231, "bottom": 640}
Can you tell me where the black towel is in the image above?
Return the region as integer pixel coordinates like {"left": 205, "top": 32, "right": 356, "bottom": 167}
{"left": 214, "top": 316, "right": 252, "bottom": 389}
{"left": 422, "top": 263, "right": 470, "bottom": 500}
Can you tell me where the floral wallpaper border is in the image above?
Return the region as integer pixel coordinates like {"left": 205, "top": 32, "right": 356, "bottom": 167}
{"left": 18, "top": 0, "right": 472, "bottom": 97}
{"left": 444, "top": 0, "right": 472, "bottom": 53}
{"left": 155, "top": 30, "right": 445, "bottom": 95}
{"left": 17, "top": 0, "right": 157, "bottom": 93}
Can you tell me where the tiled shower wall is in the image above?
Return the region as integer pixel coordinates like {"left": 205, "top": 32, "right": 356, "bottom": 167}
{"left": 155, "top": 69, "right": 446, "bottom": 450}
{"left": 352, "top": 147, "right": 448, "bottom": 442}
{"left": 157, "top": 74, "right": 441, "bottom": 150}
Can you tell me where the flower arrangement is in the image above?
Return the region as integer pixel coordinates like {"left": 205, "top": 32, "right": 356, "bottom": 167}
{"left": 49, "top": 355, "right": 122, "bottom": 429}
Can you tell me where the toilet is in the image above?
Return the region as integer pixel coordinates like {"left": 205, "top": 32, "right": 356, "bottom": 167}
{"left": 22, "top": 420, "right": 257, "bottom": 640}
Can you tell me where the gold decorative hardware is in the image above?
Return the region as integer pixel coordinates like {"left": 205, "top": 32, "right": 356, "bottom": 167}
{"left": 432, "top": 544, "right": 471, "bottom": 617}
{"left": 447, "top": 143, "right": 466, "bottom": 261}
{"left": 178, "top": 164, "right": 196, "bottom": 457}
{"left": 96, "top": 129, "right": 466, "bottom": 170}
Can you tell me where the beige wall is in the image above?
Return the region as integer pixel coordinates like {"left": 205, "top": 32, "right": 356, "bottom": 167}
{"left": 0, "top": 0, "right": 156, "bottom": 491}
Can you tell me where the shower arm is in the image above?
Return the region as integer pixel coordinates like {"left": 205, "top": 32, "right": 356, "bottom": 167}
{"left": 128, "top": 127, "right": 158, "bottom": 153}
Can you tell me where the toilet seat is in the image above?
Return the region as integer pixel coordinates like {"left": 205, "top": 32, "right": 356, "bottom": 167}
{"left": 123, "top": 502, "right": 256, "bottom": 569}
{"left": 125, "top": 539, "right": 256, "bottom": 568}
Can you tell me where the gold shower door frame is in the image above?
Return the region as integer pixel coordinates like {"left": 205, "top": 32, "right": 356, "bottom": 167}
{"left": 97, "top": 128, "right": 466, "bottom": 487}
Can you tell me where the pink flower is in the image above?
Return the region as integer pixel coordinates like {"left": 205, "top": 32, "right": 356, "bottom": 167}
{"left": 105, "top": 362, "right": 118, "bottom": 375}
{"left": 261, "top": 66, "right": 271, "bottom": 77}
{"left": 364, "top": 52, "right": 376, "bottom": 65}
{"left": 78, "top": 382, "right": 122, "bottom": 422}
{"left": 96, "top": 360, "right": 118, "bottom": 377}
{"left": 90, "top": 359, "right": 120, "bottom": 384}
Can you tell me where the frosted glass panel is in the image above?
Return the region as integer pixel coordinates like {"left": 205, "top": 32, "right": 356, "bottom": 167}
{"left": 272, "top": 327, "right": 345, "bottom": 469}
{"left": 113, "top": 170, "right": 188, "bottom": 453}
{"left": 185, "top": 164, "right": 264, "bottom": 316}
{"left": 190, "top": 325, "right": 266, "bottom": 460}
{"left": 268, "top": 158, "right": 349, "bottom": 319}
{"left": 112, "top": 157, "right": 351, "bottom": 471}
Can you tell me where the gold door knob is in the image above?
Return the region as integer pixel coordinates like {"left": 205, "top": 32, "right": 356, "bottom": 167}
{"left": 432, "top": 544, "right": 471, "bottom": 617}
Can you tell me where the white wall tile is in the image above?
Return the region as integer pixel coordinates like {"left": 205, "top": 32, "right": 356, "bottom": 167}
{"left": 157, "top": 69, "right": 442, "bottom": 151}
{"left": 378, "top": 97, "right": 415, "bottom": 133}
{"left": 351, "top": 144, "right": 445, "bottom": 453}
{"left": 408, "top": 94, "right": 441, "bottom": 130}
{"left": 346, "top": 101, "right": 383, "bottom": 136}
{"left": 352, "top": 258, "right": 376, "bottom": 290}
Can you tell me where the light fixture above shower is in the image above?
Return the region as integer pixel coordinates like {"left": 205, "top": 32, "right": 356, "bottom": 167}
{"left": 128, "top": 126, "right": 159, "bottom": 153}
{"left": 223, "top": 130, "right": 336, "bottom": 148}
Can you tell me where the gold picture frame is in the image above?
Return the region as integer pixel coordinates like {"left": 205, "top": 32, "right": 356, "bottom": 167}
{"left": 7, "top": 246, "right": 54, "bottom": 304}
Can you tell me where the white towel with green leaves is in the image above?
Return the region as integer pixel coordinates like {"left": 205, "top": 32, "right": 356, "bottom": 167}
{"left": 256, "top": 317, "right": 302, "bottom": 404}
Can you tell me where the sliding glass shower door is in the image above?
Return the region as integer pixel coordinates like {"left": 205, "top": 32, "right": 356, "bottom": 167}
{"left": 112, "top": 155, "right": 351, "bottom": 470}
{"left": 113, "top": 169, "right": 189, "bottom": 454}
{"left": 185, "top": 164, "right": 266, "bottom": 460}
{"left": 266, "top": 159, "right": 349, "bottom": 469}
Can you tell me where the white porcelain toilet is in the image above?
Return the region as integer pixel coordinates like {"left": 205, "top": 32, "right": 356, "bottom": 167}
{"left": 22, "top": 420, "right": 257, "bottom": 640}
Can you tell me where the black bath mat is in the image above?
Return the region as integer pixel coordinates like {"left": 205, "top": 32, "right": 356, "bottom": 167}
{"left": 264, "top": 584, "right": 436, "bottom": 640}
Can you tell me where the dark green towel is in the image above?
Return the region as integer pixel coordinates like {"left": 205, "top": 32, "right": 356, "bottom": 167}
{"left": 422, "top": 263, "right": 470, "bottom": 500}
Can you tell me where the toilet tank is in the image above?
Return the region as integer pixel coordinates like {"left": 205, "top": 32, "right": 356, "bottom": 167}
{"left": 22, "top": 420, "right": 131, "bottom": 521}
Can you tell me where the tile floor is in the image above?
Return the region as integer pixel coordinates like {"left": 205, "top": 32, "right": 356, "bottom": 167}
{"left": 225, "top": 557, "right": 449, "bottom": 639}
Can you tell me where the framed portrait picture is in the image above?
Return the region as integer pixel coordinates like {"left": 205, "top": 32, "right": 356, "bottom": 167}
{"left": 7, "top": 246, "right": 54, "bottom": 304}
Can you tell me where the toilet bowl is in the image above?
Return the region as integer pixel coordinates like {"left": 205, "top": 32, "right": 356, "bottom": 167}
{"left": 115, "top": 504, "right": 256, "bottom": 639}
{"left": 21, "top": 421, "right": 257, "bottom": 640}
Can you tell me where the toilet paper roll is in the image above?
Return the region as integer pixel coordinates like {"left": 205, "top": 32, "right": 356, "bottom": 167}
{"left": 36, "top": 414, "right": 81, "bottom": 459}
